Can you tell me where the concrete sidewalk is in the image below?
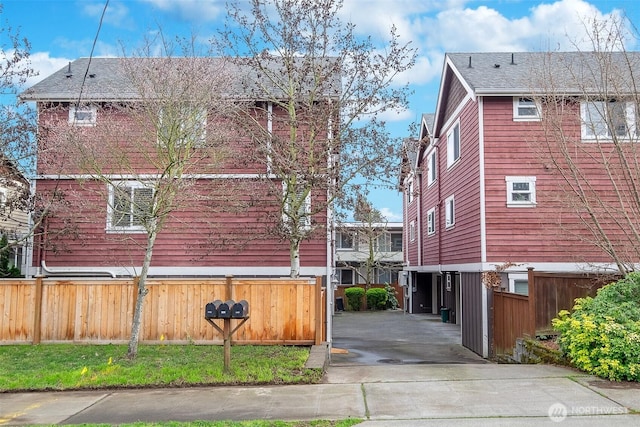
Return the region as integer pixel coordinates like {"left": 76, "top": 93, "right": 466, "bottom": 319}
{"left": 1, "top": 363, "right": 639, "bottom": 426}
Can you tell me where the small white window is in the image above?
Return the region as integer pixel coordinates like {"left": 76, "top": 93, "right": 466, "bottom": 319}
{"left": 446, "top": 121, "right": 460, "bottom": 168}
{"left": 337, "top": 231, "right": 355, "bottom": 250}
{"left": 508, "top": 273, "right": 529, "bottom": 295}
{"left": 513, "top": 97, "right": 540, "bottom": 121}
{"left": 505, "top": 176, "right": 536, "bottom": 207}
{"left": 427, "top": 208, "right": 436, "bottom": 235}
{"left": 282, "top": 181, "right": 311, "bottom": 231}
{"left": 158, "top": 107, "right": 207, "bottom": 146}
{"left": 409, "top": 220, "right": 416, "bottom": 241}
{"left": 427, "top": 150, "right": 437, "bottom": 186}
{"left": 407, "top": 178, "right": 414, "bottom": 204}
{"left": 107, "top": 182, "right": 154, "bottom": 233}
{"left": 445, "top": 195, "right": 455, "bottom": 228}
{"left": 69, "top": 105, "right": 97, "bottom": 126}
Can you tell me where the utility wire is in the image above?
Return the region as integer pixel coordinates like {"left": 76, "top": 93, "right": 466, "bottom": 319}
{"left": 75, "top": 0, "right": 110, "bottom": 109}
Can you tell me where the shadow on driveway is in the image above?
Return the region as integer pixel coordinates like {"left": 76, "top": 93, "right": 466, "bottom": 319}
{"left": 330, "top": 310, "right": 487, "bottom": 366}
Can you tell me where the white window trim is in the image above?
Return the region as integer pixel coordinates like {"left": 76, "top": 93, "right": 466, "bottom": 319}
{"left": 427, "top": 207, "right": 436, "bottom": 235}
{"left": 407, "top": 178, "right": 414, "bottom": 204}
{"left": 336, "top": 231, "right": 355, "bottom": 251}
{"left": 445, "top": 195, "right": 455, "bottom": 229}
{"left": 427, "top": 150, "right": 437, "bottom": 186}
{"left": 508, "top": 273, "right": 529, "bottom": 295}
{"left": 69, "top": 105, "right": 97, "bottom": 126}
{"left": 158, "top": 107, "right": 207, "bottom": 146}
{"left": 106, "top": 181, "right": 154, "bottom": 233}
{"left": 513, "top": 97, "right": 541, "bottom": 121}
{"left": 282, "top": 181, "right": 311, "bottom": 231}
{"left": 505, "top": 176, "right": 537, "bottom": 207}
{"left": 409, "top": 220, "right": 416, "bottom": 242}
{"left": 581, "top": 100, "right": 636, "bottom": 141}
{"left": 446, "top": 121, "right": 461, "bottom": 168}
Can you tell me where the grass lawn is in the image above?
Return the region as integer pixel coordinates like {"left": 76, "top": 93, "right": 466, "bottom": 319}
{"left": 0, "top": 344, "right": 323, "bottom": 391}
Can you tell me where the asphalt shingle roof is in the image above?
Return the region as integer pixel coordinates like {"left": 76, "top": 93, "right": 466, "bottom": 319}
{"left": 20, "top": 57, "right": 341, "bottom": 102}
{"left": 447, "top": 51, "right": 640, "bottom": 95}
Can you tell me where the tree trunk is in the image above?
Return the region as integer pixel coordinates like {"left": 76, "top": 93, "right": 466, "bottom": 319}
{"left": 290, "top": 238, "right": 301, "bottom": 278}
{"left": 127, "top": 228, "right": 158, "bottom": 358}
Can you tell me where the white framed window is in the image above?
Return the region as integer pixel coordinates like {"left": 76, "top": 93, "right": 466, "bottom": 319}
{"left": 337, "top": 231, "right": 355, "bottom": 250}
{"left": 69, "top": 105, "right": 97, "bottom": 126}
{"left": 505, "top": 176, "right": 536, "bottom": 207}
{"left": 446, "top": 121, "right": 460, "bottom": 168}
{"left": 513, "top": 97, "right": 541, "bottom": 121}
{"left": 376, "top": 232, "right": 403, "bottom": 252}
{"left": 409, "top": 220, "right": 416, "bottom": 242}
{"left": 445, "top": 195, "right": 455, "bottom": 228}
{"left": 407, "top": 178, "right": 414, "bottom": 204}
{"left": 581, "top": 100, "right": 637, "bottom": 140}
{"left": 282, "top": 181, "right": 311, "bottom": 231}
{"left": 158, "top": 106, "right": 207, "bottom": 146}
{"left": 427, "top": 207, "right": 436, "bottom": 235}
{"left": 107, "top": 182, "right": 154, "bottom": 233}
{"left": 508, "top": 273, "right": 529, "bottom": 295}
{"left": 427, "top": 150, "right": 437, "bottom": 186}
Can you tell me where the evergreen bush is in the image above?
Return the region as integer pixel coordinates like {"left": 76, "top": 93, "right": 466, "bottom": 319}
{"left": 385, "top": 283, "right": 399, "bottom": 309}
{"left": 366, "top": 288, "right": 388, "bottom": 310}
{"left": 553, "top": 272, "right": 640, "bottom": 381}
{"left": 344, "top": 287, "right": 365, "bottom": 311}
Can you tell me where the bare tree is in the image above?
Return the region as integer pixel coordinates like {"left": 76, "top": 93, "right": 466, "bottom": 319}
{"left": 530, "top": 16, "right": 640, "bottom": 274}
{"left": 336, "top": 195, "right": 402, "bottom": 289}
{"left": 0, "top": 4, "right": 37, "bottom": 259}
{"left": 41, "top": 36, "right": 239, "bottom": 358}
{"left": 218, "top": 0, "right": 416, "bottom": 277}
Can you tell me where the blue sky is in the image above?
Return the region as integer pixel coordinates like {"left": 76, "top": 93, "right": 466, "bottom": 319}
{"left": 3, "top": 0, "right": 640, "bottom": 221}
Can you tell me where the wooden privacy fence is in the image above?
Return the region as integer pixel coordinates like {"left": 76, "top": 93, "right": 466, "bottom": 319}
{"left": 0, "top": 276, "right": 325, "bottom": 345}
{"left": 492, "top": 269, "right": 617, "bottom": 356}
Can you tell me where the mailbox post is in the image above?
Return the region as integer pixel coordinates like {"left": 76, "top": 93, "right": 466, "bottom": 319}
{"left": 204, "top": 299, "right": 249, "bottom": 373}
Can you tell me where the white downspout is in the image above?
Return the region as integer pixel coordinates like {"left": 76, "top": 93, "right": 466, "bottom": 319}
{"left": 479, "top": 97, "right": 489, "bottom": 358}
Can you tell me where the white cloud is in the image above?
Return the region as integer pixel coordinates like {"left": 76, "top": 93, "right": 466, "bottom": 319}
{"left": 23, "top": 52, "right": 72, "bottom": 88}
{"left": 139, "top": 0, "right": 226, "bottom": 22}
{"left": 379, "top": 207, "right": 402, "bottom": 222}
{"left": 83, "top": 1, "right": 134, "bottom": 29}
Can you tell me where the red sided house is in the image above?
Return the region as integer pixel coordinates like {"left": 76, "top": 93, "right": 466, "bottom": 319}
{"left": 20, "top": 57, "right": 336, "bottom": 280}
{"left": 401, "top": 52, "right": 640, "bottom": 357}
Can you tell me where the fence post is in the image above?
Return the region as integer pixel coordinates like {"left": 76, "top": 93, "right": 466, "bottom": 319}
{"left": 33, "top": 276, "right": 43, "bottom": 344}
{"left": 225, "top": 275, "right": 233, "bottom": 301}
{"left": 314, "top": 276, "right": 323, "bottom": 344}
{"left": 527, "top": 267, "right": 535, "bottom": 336}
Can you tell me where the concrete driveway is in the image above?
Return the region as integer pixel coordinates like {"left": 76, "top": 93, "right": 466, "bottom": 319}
{"left": 330, "top": 310, "right": 487, "bottom": 365}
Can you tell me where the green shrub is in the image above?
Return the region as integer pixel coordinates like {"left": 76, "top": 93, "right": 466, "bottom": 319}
{"left": 552, "top": 272, "right": 640, "bottom": 381}
{"left": 366, "top": 288, "right": 388, "bottom": 310}
{"left": 385, "top": 283, "right": 399, "bottom": 309}
{"left": 344, "top": 287, "right": 365, "bottom": 311}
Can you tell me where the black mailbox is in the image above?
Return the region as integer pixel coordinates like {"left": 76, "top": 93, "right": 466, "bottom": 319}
{"left": 217, "top": 300, "right": 233, "bottom": 318}
{"left": 205, "top": 301, "right": 218, "bottom": 319}
{"left": 231, "top": 300, "right": 249, "bottom": 318}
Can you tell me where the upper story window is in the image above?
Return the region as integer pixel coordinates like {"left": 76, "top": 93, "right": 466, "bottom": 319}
{"left": 378, "top": 232, "right": 403, "bottom": 252}
{"left": 282, "top": 181, "right": 311, "bottom": 231}
{"left": 505, "top": 176, "right": 537, "bottom": 207}
{"left": 427, "top": 150, "right": 437, "bottom": 186}
{"left": 69, "top": 105, "right": 97, "bottom": 126}
{"left": 581, "top": 100, "right": 637, "bottom": 140}
{"left": 427, "top": 207, "right": 435, "bottom": 235}
{"left": 337, "top": 231, "right": 355, "bottom": 250}
{"left": 107, "top": 181, "right": 154, "bottom": 233}
{"left": 409, "top": 221, "right": 416, "bottom": 242}
{"left": 513, "top": 97, "right": 541, "bottom": 121}
{"left": 446, "top": 121, "right": 460, "bottom": 168}
{"left": 158, "top": 107, "right": 207, "bottom": 146}
{"left": 445, "top": 195, "right": 455, "bottom": 228}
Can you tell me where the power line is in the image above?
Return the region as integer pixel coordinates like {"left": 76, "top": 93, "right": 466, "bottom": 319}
{"left": 75, "top": 0, "right": 109, "bottom": 108}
